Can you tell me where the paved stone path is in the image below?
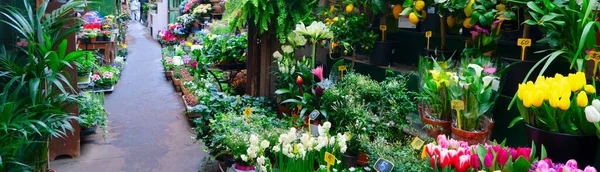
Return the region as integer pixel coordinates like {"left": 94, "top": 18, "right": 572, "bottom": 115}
{"left": 50, "top": 22, "right": 211, "bottom": 172}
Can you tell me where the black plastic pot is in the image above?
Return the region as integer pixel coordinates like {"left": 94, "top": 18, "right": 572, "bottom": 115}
{"left": 370, "top": 41, "right": 395, "bottom": 66}
{"left": 526, "top": 124, "right": 598, "bottom": 168}
{"left": 343, "top": 153, "right": 358, "bottom": 168}
{"left": 423, "top": 48, "right": 460, "bottom": 60}
{"left": 80, "top": 37, "right": 91, "bottom": 43}
{"left": 96, "top": 36, "right": 106, "bottom": 42}
{"left": 80, "top": 125, "right": 97, "bottom": 136}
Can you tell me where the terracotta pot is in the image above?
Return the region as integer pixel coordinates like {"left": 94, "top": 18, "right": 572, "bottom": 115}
{"left": 173, "top": 78, "right": 182, "bottom": 92}
{"left": 91, "top": 37, "right": 97, "bottom": 42}
{"left": 213, "top": 4, "right": 223, "bottom": 13}
{"left": 356, "top": 152, "right": 369, "bottom": 166}
{"left": 418, "top": 105, "right": 452, "bottom": 138}
{"left": 451, "top": 118, "right": 494, "bottom": 145}
{"left": 165, "top": 70, "right": 173, "bottom": 81}
{"left": 277, "top": 104, "right": 292, "bottom": 119}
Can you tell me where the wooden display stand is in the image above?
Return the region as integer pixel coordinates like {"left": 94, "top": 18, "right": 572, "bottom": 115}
{"left": 77, "top": 30, "right": 119, "bottom": 64}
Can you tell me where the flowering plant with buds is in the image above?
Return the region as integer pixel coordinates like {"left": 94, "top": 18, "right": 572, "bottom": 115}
{"left": 424, "top": 135, "right": 537, "bottom": 172}
{"left": 417, "top": 57, "right": 454, "bottom": 122}
{"left": 157, "top": 30, "right": 178, "bottom": 46}
{"left": 530, "top": 158, "right": 597, "bottom": 172}
{"left": 92, "top": 66, "right": 119, "bottom": 88}
{"left": 511, "top": 72, "right": 597, "bottom": 136}
{"left": 192, "top": 4, "right": 212, "bottom": 17}
{"left": 461, "top": 0, "right": 514, "bottom": 58}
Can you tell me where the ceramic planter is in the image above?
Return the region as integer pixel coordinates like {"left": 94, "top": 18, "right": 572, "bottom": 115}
{"left": 526, "top": 124, "right": 598, "bottom": 168}
{"left": 91, "top": 37, "right": 97, "bottom": 42}
{"left": 451, "top": 117, "right": 494, "bottom": 145}
{"left": 80, "top": 125, "right": 97, "bottom": 136}
{"left": 419, "top": 105, "right": 452, "bottom": 138}
{"left": 234, "top": 160, "right": 255, "bottom": 172}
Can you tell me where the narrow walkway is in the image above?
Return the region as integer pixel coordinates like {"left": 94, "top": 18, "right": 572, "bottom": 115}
{"left": 50, "top": 23, "right": 208, "bottom": 172}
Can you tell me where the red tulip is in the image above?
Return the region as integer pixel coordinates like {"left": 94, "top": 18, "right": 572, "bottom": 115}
{"left": 439, "top": 149, "right": 452, "bottom": 168}
{"left": 516, "top": 147, "right": 532, "bottom": 161}
{"left": 470, "top": 153, "right": 480, "bottom": 169}
{"left": 430, "top": 155, "right": 437, "bottom": 168}
{"left": 454, "top": 155, "right": 471, "bottom": 172}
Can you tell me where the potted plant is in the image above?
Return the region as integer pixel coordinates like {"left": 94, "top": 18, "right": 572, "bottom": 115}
{"left": 172, "top": 65, "right": 183, "bottom": 92}
{"left": 272, "top": 34, "right": 307, "bottom": 118}
{"left": 448, "top": 57, "right": 501, "bottom": 144}
{"left": 148, "top": 3, "right": 157, "bottom": 14}
{"left": 77, "top": 92, "right": 108, "bottom": 136}
{"left": 417, "top": 57, "right": 454, "bottom": 138}
{"left": 510, "top": 72, "right": 598, "bottom": 167}
{"left": 91, "top": 66, "right": 120, "bottom": 90}
{"left": 327, "top": 13, "right": 377, "bottom": 68}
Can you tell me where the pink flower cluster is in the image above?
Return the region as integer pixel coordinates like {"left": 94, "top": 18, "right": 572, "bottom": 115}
{"left": 165, "top": 57, "right": 174, "bottom": 65}
{"left": 102, "top": 72, "right": 113, "bottom": 79}
{"left": 16, "top": 38, "right": 28, "bottom": 47}
{"left": 92, "top": 74, "right": 101, "bottom": 82}
{"left": 158, "top": 30, "right": 177, "bottom": 41}
{"left": 183, "top": 0, "right": 200, "bottom": 13}
{"left": 425, "top": 135, "right": 532, "bottom": 172}
{"left": 530, "top": 159, "right": 597, "bottom": 172}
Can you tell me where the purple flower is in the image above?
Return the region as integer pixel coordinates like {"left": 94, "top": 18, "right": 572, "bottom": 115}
{"left": 182, "top": 55, "right": 191, "bottom": 64}
{"left": 474, "top": 25, "right": 483, "bottom": 32}
{"left": 470, "top": 30, "right": 480, "bottom": 39}
{"left": 491, "top": 20, "right": 502, "bottom": 29}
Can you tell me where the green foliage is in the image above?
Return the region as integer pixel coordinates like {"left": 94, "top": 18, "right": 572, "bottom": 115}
{"left": 76, "top": 54, "right": 97, "bottom": 76}
{"left": 329, "top": 13, "right": 377, "bottom": 55}
{"left": 200, "top": 33, "right": 247, "bottom": 63}
{"left": 209, "top": 20, "right": 233, "bottom": 35}
{"left": 77, "top": 92, "right": 108, "bottom": 134}
{"left": 361, "top": 136, "right": 430, "bottom": 172}
{"left": 225, "top": 0, "right": 317, "bottom": 43}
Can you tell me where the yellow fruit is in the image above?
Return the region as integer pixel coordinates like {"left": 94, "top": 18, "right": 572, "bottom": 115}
{"left": 409, "top": 12, "right": 419, "bottom": 25}
{"left": 464, "top": 0, "right": 475, "bottom": 17}
{"left": 463, "top": 18, "right": 472, "bottom": 28}
{"left": 421, "top": 10, "right": 427, "bottom": 21}
{"left": 415, "top": 0, "right": 425, "bottom": 12}
{"left": 330, "top": 5, "right": 335, "bottom": 13}
{"left": 496, "top": 3, "right": 506, "bottom": 11}
{"left": 346, "top": 4, "right": 354, "bottom": 13}
{"left": 392, "top": 4, "right": 403, "bottom": 19}
{"left": 446, "top": 16, "right": 457, "bottom": 28}
{"left": 333, "top": 17, "right": 339, "bottom": 22}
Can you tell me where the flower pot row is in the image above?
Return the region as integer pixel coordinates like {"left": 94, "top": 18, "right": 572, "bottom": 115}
{"left": 419, "top": 104, "right": 494, "bottom": 145}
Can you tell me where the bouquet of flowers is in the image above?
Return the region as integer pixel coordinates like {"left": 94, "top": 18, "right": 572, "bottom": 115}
{"left": 182, "top": 0, "right": 200, "bottom": 14}
{"left": 176, "top": 14, "right": 196, "bottom": 28}
{"left": 512, "top": 72, "right": 597, "bottom": 135}
{"left": 530, "top": 159, "right": 597, "bottom": 172}
{"left": 168, "top": 23, "right": 187, "bottom": 36}
{"left": 157, "top": 30, "right": 178, "bottom": 46}
{"left": 192, "top": 4, "right": 212, "bottom": 17}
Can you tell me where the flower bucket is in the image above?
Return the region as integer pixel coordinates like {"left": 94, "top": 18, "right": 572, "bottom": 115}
{"left": 419, "top": 105, "right": 452, "bottom": 138}
{"left": 356, "top": 152, "right": 369, "bottom": 166}
{"left": 234, "top": 161, "right": 255, "bottom": 172}
{"left": 451, "top": 117, "right": 494, "bottom": 145}
{"left": 165, "top": 70, "right": 173, "bottom": 81}
{"left": 526, "top": 124, "right": 598, "bottom": 168}
{"left": 342, "top": 153, "right": 357, "bottom": 168}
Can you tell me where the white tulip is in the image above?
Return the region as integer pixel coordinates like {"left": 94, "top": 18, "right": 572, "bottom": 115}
{"left": 593, "top": 99, "right": 600, "bottom": 111}
{"left": 585, "top": 106, "right": 600, "bottom": 123}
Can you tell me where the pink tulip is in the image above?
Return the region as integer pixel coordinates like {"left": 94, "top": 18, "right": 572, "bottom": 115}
{"left": 565, "top": 159, "right": 579, "bottom": 169}
{"left": 460, "top": 141, "right": 469, "bottom": 148}
{"left": 312, "top": 66, "right": 324, "bottom": 81}
{"left": 516, "top": 147, "right": 531, "bottom": 161}
{"left": 449, "top": 139, "right": 460, "bottom": 149}
{"left": 536, "top": 159, "right": 550, "bottom": 170}
{"left": 584, "top": 166, "right": 598, "bottom": 172}
{"left": 454, "top": 155, "right": 471, "bottom": 172}
{"left": 438, "top": 135, "right": 449, "bottom": 149}
{"left": 497, "top": 148, "right": 509, "bottom": 166}
{"left": 484, "top": 152, "right": 494, "bottom": 168}
{"left": 470, "top": 153, "right": 480, "bottom": 169}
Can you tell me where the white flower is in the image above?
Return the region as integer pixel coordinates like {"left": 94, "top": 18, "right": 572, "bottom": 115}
{"left": 293, "top": 21, "right": 333, "bottom": 41}
{"left": 282, "top": 45, "right": 294, "bottom": 54}
{"left": 250, "top": 134, "right": 259, "bottom": 146}
{"left": 191, "top": 44, "right": 202, "bottom": 51}
{"left": 482, "top": 76, "right": 500, "bottom": 91}
{"left": 261, "top": 140, "right": 270, "bottom": 148}
{"left": 247, "top": 147, "right": 257, "bottom": 158}
{"left": 593, "top": 99, "right": 600, "bottom": 111}
{"left": 329, "top": 136, "right": 336, "bottom": 146}
{"left": 340, "top": 145, "right": 347, "bottom": 153}
{"left": 349, "top": 167, "right": 355, "bottom": 172}
{"left": 173, "top": 56, "right": 184, "bottom": 66}
{"left": 260, "top": 166, "right": 267, "bottom": 172}
{"left": 323, "top": 122, "right": 331, "bottom": 131}
{"left": 279, "top": 66, "right": 286, "bottom": 74}
{"left": 257, "top": 156, "right": 265, "bottom": 165}
{"left": 240, "top": 154, "right": 248, "bottom": 162}
{"left": 272, "top": 144, "right": 281, "bottom": 152}
{"left": 585, "top": 106, "right": 600, "bottom": 123}
{"left": 287, "top": 32, "right": 307, "bottom": 47}
{"left": 468, "top": 64, "right": 484, "bottom": 77}
{"left": 273, "top": 51, "right": 283, "bottom": 59}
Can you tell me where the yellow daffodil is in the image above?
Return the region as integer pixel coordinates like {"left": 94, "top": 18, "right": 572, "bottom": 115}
{"left": 577, "top": 91, "right": 589, "bottom": 107}
{"left": 559, "top": 96, "right": 571, "bottom": 110}
{"left": 585, "top": 84, "right": 596, "bottom": 94}
{"left": 186, "top": 42, "right": 193, "bottom": 47}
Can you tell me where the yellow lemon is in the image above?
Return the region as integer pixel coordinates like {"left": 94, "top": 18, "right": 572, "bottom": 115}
{"left": 409, "top": 12, "right": 419, "bottom": 25}
{"left": 447, "top": 16, "right": 457, "bottom": 28}
{"left": 392, "top": 4, "right": 403, "bottom": 19}
{"left": 463, "top": 18, "right": 472, "bottom": 29}
{"left": 333, "top": 17, "right": 339, "bottom": 22}
{"left": 496, "top": 3, "right": 506, "bottom": 11}
{"left": 415, "top": 0, "right": 425, "bottom": 12}
{"left": 346, "top": 4, "right": 354, "bottom": 13}
{"left": 464, "top": 0, "right": 475, "bottom": 17}
{"left": 330, "top": 5, "right": 335, "bottom": 13}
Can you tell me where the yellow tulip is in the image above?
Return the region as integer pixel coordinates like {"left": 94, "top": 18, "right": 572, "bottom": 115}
{"left": 585, "top": 84, "right": 596, "bottom": 94}
{"left": 549, "top": 92, "right": 560, "bottom": 108}
{"left": 535, "top": 76, "right": 546, "bottom": 84}
{"left": 532, "top": 90, "right": 544, "bottom": 107}
{"left": 568, "top": 72, "right": 586, "bottom": 92}
{"left": 577, "top": 91, "right": 589, "bottom": 107}
{"left": 559, "top": 96, "right": 571, "bottom": 110}
{"left": 523, "top": 91, "right": 533, "bottom": 108}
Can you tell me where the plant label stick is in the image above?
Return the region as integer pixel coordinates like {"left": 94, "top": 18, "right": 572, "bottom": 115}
{"left": 244, "top": 107, "right": 252, "bottom": 123}
{"left": 374, "top": 158, "right": 394, "bottom": 172}
{"left": 410, "top": 137, "right": 424, "bottom": 150}
{"left": 325, "top": 152, "right": 336, "bottom": 172}
{"left": 590, "top": 51, "right": 600, "bottom": 77}
{"left": 380, "top": 25, "right": 387, "bottom": 42}
{"left": 451, "top": 100, "right": 464, "bottom": 129}
{"left": 517, "top": 38, "right": 531, "bottom": 60}
{"left": 425, "top": 31, "right": 432, "bottom": 49}
{"left": 338, "top": 65, "right": 347, "bottom": 78}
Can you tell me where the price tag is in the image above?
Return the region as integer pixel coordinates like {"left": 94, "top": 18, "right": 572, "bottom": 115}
{"left": 325, "top": 152, "right": 336, "bottom": 172}
{"left": 244, "top": 107, "right": 252, "bottom": 123}
{"left": 517, "top": 38, "right": 532, "bottom": 60}
{"left": 451, "top": 100, "right": 464, "bottom": 129}
{"left": 425, "top": 31, "right": 432, "bottom": 50}
{"left": 380, "top": 25, "right": 387, "bottom": 42}
{"left": 590, "top": 51, "right": 600, "bottom": 77}
{"left": 373, "top": 158, "right": 394, "bottom": 172}
{"left": 309, "top": 110, "right": 320, "bottom": 120}
{"left": 338, "top": 65, "right": 347, "bottom": 72}
{"left": 410, "top": 137, "right": 425, "bottom": 150}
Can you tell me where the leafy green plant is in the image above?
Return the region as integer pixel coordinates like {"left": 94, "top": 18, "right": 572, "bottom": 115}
{"left": 360, "top": 136, "right": 430, "bottom": 172}
{"left": 201, "top": 33, "right": 247, "bottom": 64}
{"left": 77, "top": 92, "right": 108, "bottom": 135}
{"left": 328, "top": 13, "right": 377, "bottom": 68}
{"left": 76, "top": 54, "right": 97, "bottom": 77}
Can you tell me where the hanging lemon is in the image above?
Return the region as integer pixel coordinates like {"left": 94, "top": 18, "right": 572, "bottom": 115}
{"left": 463, "top": 18, "right": 472, "bottom": 28}
{"left": 330, "top": 5, "right": 335, "bottom": 13}
{"left": 392, "top": 4, "right": 403, "bottom": 19}
{"left": 464, "top": 0, "right": 475, "bottom": 17}
{"left": 496, "top": 3, "right": 506, "bottom": 11}
{"left": 346, "top": 4, "right": 354, "bottom": 13}
{"left": 415, "top": 0, "right": 425, "bottom": 12}
{"left": 409, "top": 12, "right": 419, "bottom": 25}
{"left": 447, "top": 16, "right": 457, "bottom": 28}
